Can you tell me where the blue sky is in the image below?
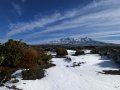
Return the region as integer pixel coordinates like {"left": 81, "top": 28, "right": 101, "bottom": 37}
{"left": 1, "top": 0, "right": 120, "bottom": 44}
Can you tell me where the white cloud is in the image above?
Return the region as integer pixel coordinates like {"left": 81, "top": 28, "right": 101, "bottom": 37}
{"left": 7, "top": 10, "right": 79, "bottom": 37}
{"left": 26, "top": 8, "right": 120, "bottom": 38}
{"left": 11, "top": 2, "right": 22, "bottom": 16}
{"left": 7, "top": 0, "right": 120, "bottom": 43}
{"left": 7, "top": 13, "right": 61, "bottom": 36}
{"left": 71, "top": 30, "right": 120, "bottom": 39}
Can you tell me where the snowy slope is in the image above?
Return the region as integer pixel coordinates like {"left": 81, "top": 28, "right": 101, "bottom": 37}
{"left": 1, "top": 50, "right": 120, "bottom": 90}
{"left": 45, "top": 37, "right": 113, "bottom": 46}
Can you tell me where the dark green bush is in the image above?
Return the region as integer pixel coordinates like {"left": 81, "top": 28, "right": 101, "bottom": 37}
{"left": 75, "top": 49, "right": 85, "bottom": 56}
{"left": 0, "top": 67, "right": 16, "bottom": 83}
{"left": 90, "top": 46, "right": 120, "bottom": 65}
{"left": 0, "top": 44, "right": 4, "bottom": 66}
{"left": 22, "top": 67, "right": 45, "bottom": 80}
{"left": 90, "top": 48, "right": 99, "bottom": 54}
{"left": 0, "top": 54, "right": 4, "bottom": 66}
{"left": 42, "top": 55, "right": 52, "bottom": 64}
{"left": 1, "top": 39, "right": 27, "bottom": 67}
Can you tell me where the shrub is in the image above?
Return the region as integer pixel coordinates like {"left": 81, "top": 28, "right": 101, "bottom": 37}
{"left": 0, "top": 67, "right": 15, "bottom": 82}
{"left": 32, "top": 47, "right": 52, "bottom": 65}
{"left": 20, "top": 47, "right": 39, "bottom": 68}
{"left": 0, "top": 39, "right": 54, "bottom": 82}
{"left": 75, "top": 49, "right": 85, "bottom": 56}
{"left": 0, "top": 39, "right": 52, "bottom": 68}
{"left": 0, "top": 54, "right": 4, "bottom": 66}
{"left": 22, "top": 67, "right": 45, "bottom": 80}
{"left": 42, "top": 55, "right": 52, "bottom": 64}
{"left": 20, "top": 47, "right": 52, "bottom": 68}
{"left": 1, "top": 39, "right": 27, "bottom": 67}
{"left": 0, "top": 44, "right": 5, "bottom": 66}
{"left": 90, "top": 48, "right": 99, "bottom": 54}
{"left": 56, "top": 47, "right": 68, "bottom": 56}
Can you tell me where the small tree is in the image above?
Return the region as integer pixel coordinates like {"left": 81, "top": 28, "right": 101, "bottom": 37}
{"left": 56, "top": 47, "right": 68, "bottom": 56}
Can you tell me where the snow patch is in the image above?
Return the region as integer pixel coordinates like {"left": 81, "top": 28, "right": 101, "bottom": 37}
{"left": 1, "top": 50, "right": 120, "bottom": 90}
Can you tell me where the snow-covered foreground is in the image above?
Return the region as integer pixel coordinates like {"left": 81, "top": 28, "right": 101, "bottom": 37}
{"left": 1, "top": 50, "right": 120, "bottom": 90}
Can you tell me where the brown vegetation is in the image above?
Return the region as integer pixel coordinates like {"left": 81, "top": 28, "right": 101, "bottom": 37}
{"left": 56, "top": 47, "right": 68, "bottom": 56}
{"left": 0, "top": 39, "right": 52, "bottom": 82}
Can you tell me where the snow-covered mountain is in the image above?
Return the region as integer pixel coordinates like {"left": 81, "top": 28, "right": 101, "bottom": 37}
{"left": 44, "top": 37, "right": 113, "bottom": 46}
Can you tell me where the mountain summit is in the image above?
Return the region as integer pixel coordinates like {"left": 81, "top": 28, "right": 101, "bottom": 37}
{"left": 43, "top": 37, "right": 113, "bottom": 46}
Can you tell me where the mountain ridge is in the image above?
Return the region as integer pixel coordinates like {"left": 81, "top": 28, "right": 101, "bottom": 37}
{"left": 42, "top": 37, "right": 119, "bottom": 46}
